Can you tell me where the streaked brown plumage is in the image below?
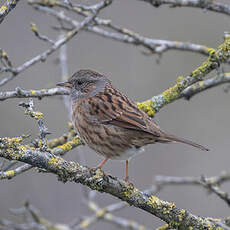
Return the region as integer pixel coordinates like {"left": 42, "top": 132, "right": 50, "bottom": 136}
{"left": 57, "top": 69, "right": 209, "bottom": 181}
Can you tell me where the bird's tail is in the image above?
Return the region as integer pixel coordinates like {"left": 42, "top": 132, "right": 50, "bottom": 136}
{"left": 160, "top": 132, "right": 209, "bottom": 151}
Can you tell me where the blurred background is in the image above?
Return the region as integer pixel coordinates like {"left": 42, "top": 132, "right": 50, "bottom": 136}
{"left": 1, "top": 0, "right": 230, "bottom": 228}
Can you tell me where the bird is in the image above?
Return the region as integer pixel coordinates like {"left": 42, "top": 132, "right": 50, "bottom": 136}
{"left": 57, "top": 69, "right": 209, "bottom": 182}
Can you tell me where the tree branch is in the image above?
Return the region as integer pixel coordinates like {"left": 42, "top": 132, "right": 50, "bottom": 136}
{"left": 156, "top": 172, "right": 230, "bottom": 207}
{"left": 139, "top": 0, "right": 230, "bottom": 17}
{"left": 30, "top": 22, "right": 55, "bottom": 44}
{"left": 30, "top": 0, "right": 210, "bottom": 56}
{"left": 181, "top": 72, "right": 230, "bottom": 100}
{"left": 76, "top": 199, "right": 151, "bottom": 230}
{"left": 137, "top": 35, "right": 230, "bottom": 116}
{"left": 0, "top": 87, "right": 69, "bottom": 101}
{"left": 0, "top": 137, "right": 229, "bottom": 229}
{"left": 0, "top": 164, "right": 32, "bottom": 180}
{"left": 0, "top": 0, "right": 21, "bottom": 24}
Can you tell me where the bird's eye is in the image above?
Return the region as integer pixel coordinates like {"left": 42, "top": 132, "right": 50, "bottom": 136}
{"left": 76, "top": 80, "right": 84, "bottom": 86}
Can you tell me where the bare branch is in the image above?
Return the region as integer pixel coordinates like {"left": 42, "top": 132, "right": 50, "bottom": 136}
{"left": 0, "top": 202, "right": 71, "bottom": 230}
{"left": 139, "top": 0, "right": 230, "bottom": 17}
{"left": 75, "top": 200, "right": 151, "bottom": 230}
{"left": 0, "top": 49, "right": 12, "bottom": 68}
{"left": 73, "top": 184, "right": 159, "bottom": 230}
{"left": 155, "top": 172, "right": 230, "bottom": 207}
{"left": 30, "top": 1, "right": 210, "bottom": 56}
{"left": 30, "top": 22, "right": 55, "bottom": 44}
{"left": 92, "top": 23, "right": 210, "bottom": 55}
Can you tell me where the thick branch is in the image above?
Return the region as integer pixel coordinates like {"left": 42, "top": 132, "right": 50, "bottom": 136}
{"left": 0, "top": 137, "right": 228, "bottom": 229}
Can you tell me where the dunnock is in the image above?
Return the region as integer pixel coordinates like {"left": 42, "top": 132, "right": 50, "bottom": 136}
{"left": 57, "top": 69, "right": 208, "bottom": 181}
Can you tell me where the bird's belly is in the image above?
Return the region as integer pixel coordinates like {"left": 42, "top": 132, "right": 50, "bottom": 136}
{"left": 74, "top": 119, "right": 147, "bottom": 160}
{"left": 111, "top": 147, "right": 145, "bottom": 161}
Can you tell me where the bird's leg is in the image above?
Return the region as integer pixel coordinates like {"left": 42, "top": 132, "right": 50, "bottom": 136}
{"left": 125, "top": 160, "right": 129, "bottom": 182}
{"left": 96, "top": 157, "right": 109, "bottom": 169}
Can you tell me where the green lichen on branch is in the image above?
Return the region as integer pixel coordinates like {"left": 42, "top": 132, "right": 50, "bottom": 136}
{"left": 0, "top": 140, "right": 228, "bottom": 229}
{"left": 51, "top": 136, "right": 82, "bottom": 155}
{"left": 55, "top": 136, "right": 81, "bottom": 151}
{"left": 137, "top": 35, "right": 230, "bottom": 116}
{"left": 161, "top": 76, "right": 186, "bottom": 103}
{"left": 48, "top": 122, "right": 76, "bottom": 149}
{"left": 48, "top": 158, "right": 227, "bottom": 229}
{"left": 0, "top": 169, "right": 15, "bottom": 179}
{"left": 137, "top": 99, "right": 156, "bottom": 117}
{"left": 30, "top": 22, "right": 38, "bottom": 33}
{"left": 0, "top": 136, "right": 27, "bottom": 160}
{"left": 27, "top": 0, "right": 59, "bottom": 7}
{"left": 156, "top": 224, "right": 169, "bottom": 230}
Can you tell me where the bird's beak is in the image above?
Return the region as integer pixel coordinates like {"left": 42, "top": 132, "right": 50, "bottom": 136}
{"left": 56, "top": 81, "right": 72, "bottom": 88}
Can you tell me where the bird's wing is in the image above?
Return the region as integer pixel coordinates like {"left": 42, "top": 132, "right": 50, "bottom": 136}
{"left": 87, "top": 89, "right": 161, "bottom": 137}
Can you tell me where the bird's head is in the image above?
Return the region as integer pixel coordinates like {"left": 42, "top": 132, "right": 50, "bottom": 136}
{"left": 57, "top": 69, "right": 109, "bottom": 101}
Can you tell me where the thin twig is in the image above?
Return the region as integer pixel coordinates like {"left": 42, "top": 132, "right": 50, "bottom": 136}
{"left": 139, "top": 0, "right": 230, "bottom": 17}
{"left": 30, "top": 23, "right": 55, "bottom": 44}
{"left": 30, "top": 2, "right": 210, "bottom": 56}
{"left": 155, "top": 172, "right": 230, "bottom": 207}
{"left": 0, "top": 164, "right": 32, "bottom": 180}
{"left": 19, "top": 99, "right": 50, "bottom": 151}
{"left": 0, "top": 0, "right": 21, "bottom": 24}
{"left": 72, "top": 185, "right": 158, "bottom": 229}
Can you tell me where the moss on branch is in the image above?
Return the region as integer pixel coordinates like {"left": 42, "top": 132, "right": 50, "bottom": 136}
{"left": 137, "top": 36, "right": 230, "bottom": 117}
{"left": 0, "top": 136, "right": 228, "bottom": 229}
